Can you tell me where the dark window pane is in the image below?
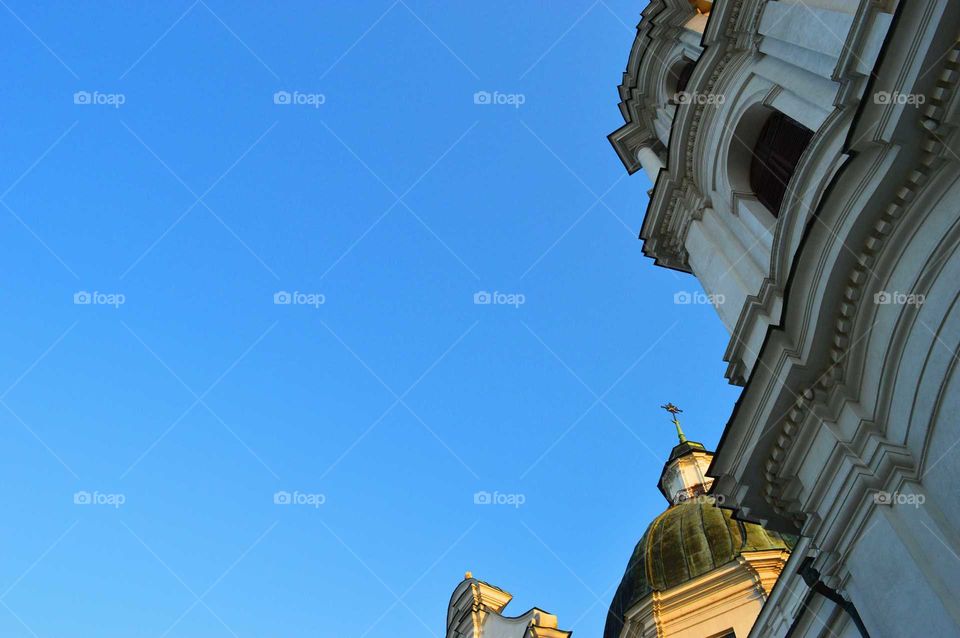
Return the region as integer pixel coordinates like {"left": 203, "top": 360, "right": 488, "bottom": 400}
{"left": 676, "top": 61, "right": 696, "bottom": 94}
{"left": 749, "top": 111, "right": 814, "bottom": 216}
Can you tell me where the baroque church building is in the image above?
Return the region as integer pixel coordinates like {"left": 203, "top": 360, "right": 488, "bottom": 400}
{"left": 606, "top": 0, "right": 960, "bottom": 636}
{"left": 445, "top": 0, "right": 960, "bottom": 636}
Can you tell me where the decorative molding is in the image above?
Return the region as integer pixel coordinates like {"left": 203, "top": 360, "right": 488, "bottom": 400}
{"left": 622, "top": 551, "right": 789, "bottom": 638}
{"left": 608, "top": 0, "right": 701, "bottom": 175}
{"left": 761, "top": 39, "right": 960, "bottom": 524}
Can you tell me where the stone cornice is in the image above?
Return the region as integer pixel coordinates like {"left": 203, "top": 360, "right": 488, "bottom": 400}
{"left": 609, "top": 0, "right": 698, "bottom": 174}
{"left": 619, "top": 548, "right": 791, "bottom": 637}
{"left": 747, "top": 536, "right": 813, "bottom": 638}
{"left": 723, "top": 276, "right": 778, "bottom": 386}
{"left": 524, "top": 626, "right": 572, "bottom": 638}
{"left": 707, "top": 1, "right": 960, "bottom": 538}
{"left": 447, "top": 579, "right": 572, "bottom": 638}
{"left": 639, "top": 173, "right": 704, "bottom": 272}
{"left": 654, "top": 552, "right": 788, "bottom": 635}
{"left": 740, "top": 549, "right": 791, "bottom": 597}
{"left": 761, "top": 36, "right": 960, "bottom": 527}
{"left": 639, "top": 0, "right": 765, "bottom": 271}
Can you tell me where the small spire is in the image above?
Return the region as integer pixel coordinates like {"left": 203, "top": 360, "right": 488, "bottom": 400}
{"left": 465, "top": 571, "right": 473, "bottom": 580}
{"left": 660, "top": 403, "right": 687, "bottom": 443}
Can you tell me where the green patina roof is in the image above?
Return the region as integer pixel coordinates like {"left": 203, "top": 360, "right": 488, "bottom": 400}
{"left": 666, "top": 439, "right": 706, "bottom": 463}
{"left": 603, "top": 500, "right": 795, "bottom": 638}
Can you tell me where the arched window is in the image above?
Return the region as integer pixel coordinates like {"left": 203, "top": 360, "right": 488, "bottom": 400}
{"left": 748, "top": 111, "right": 813, "bottom": 216}
{"left": 667, "top": 59, "right": 697, "bottom": 103}
{"left": 675, "top": 61, "right": 695, "bottom": 95}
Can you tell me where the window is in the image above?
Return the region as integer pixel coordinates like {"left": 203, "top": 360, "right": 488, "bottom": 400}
{"left": 675, "top": 61, "right": 695, "bottom": 95}
{"left": 748, "top": 111, "right": 814, "bottom": 216}
{"left": 667, "top": 59, "right": 697, "bottom": 103}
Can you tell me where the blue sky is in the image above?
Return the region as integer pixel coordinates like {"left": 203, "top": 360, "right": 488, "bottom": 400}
{"left": 0, "top": 2, "right": 740, "bottom": 636}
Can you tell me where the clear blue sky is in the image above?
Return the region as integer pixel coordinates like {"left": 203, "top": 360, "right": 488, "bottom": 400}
{"left": 0, "top": 2, "right": 740, "bottom": 636}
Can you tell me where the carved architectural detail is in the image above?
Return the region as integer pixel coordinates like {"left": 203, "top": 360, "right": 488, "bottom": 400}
{"left": 611, "top": 0, "right": 960, "bottom": 636}
{"left": 762, "top": 38, "right": 960, "bottom": 522}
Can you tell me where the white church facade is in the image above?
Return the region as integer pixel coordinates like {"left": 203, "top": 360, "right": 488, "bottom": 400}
{"left": 607, "top": 0, "right": 960, "bottom": 636}
{"left": 445, "top": 0, "right": 960, "bottom": 635}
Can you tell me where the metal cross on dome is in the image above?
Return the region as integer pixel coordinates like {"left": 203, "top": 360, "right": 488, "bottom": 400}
{"left": 660, "top": 403, "right": 688, "bottom": 443}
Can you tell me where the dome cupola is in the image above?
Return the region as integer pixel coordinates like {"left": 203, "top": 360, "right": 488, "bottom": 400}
{"left": 604, "top": 405, "right": 794, "bottom": 638}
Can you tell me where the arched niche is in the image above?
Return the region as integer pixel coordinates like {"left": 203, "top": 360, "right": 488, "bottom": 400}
{"left": 666, "top": 58, "right": 697, "bottom": 103}
{"left": 728, "top": 104, "right": 813, "bottom": 223}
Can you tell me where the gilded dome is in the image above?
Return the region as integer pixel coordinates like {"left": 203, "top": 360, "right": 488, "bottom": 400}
{"left": 603, "top": 499, "right": 794, "bottom": 638}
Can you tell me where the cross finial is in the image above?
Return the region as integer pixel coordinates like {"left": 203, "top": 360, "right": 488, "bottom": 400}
{"left": 660, "top": 403, "right": 687, "bottom": 443}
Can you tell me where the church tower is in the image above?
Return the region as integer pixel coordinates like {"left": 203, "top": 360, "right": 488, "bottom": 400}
{"left": 610, "top": 0, "right": 960, "bottom": 634}
{"left": 604, "top": 407, "right": 793, "bottom": 638}
{"left": 445, "top": 574, "right": 571, "bottom": 638}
